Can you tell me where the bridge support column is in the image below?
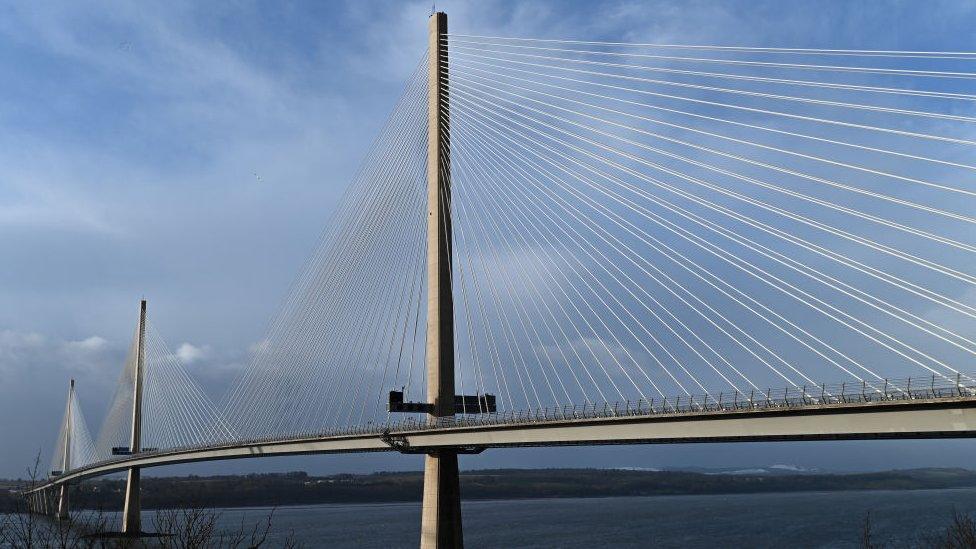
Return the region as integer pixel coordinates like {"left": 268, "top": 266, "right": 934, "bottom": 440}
{"left": 422, "top": 451, "right": 462, "bottom": 548}
{"left": 56, "top": 485, "right": 70, "bottom": 520}
{"left": 56, "top": 379, "right": 75, "bottom": 520}
{"left": 421, "top": 11, "right": 463, "bottom": 549}
{"left": 122, "top": 468, "right": 141, "bottom": 533}
{"left": 122, "top": 300, "right": 147, "bottom": 535}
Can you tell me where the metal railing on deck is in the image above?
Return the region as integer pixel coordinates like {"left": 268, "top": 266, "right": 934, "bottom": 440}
{"left": 394, "top": 372, "right": 976, "bottom": 434}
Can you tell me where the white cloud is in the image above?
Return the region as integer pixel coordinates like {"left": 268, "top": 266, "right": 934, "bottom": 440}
{"left": 175, "top": 342, "right": 210, "bottom": 364}
{"left": 0, "top": 330, "right": 116, "bottom": 380}
{"left": 0, "top": 329, "right": 45, "bottom": 349}
{"left": 0, "top": 330, "right": 46, "bottom": 371}
{"left": 65, "top": 336, "right": 108, "bottom": 352}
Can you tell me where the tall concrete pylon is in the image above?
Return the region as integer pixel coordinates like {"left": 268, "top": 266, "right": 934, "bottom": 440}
{"left": 56, "top": 379, "right": 74, "bottom": 520}
{"left": 421, "top": 11, "right": 463, "bottom": 549}
{"left": 121, "top": 299, "right": 147, "bottom": 535}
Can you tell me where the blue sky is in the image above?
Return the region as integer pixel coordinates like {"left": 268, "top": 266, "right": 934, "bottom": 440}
{"left": 1, "top": 0, "right": 976, "bottom": 478}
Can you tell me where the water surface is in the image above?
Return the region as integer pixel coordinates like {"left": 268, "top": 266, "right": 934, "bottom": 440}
{"left": 198, "top": 487, "right": 976, "bottom": 547}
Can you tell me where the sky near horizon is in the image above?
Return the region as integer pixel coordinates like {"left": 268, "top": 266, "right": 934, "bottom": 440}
{"left": 2, "top": 0, "right": 976, "bottom": 479}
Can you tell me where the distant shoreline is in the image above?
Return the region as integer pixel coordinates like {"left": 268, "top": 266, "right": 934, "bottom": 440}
{"left": 128, "top": 485, "right": 976, "bottom": 510}
{"left": 5, "top": 467, "right": 976, "bottom": 512}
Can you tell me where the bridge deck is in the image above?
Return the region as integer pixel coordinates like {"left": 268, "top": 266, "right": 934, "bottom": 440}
{"left": 31, "top": 391, "right": 976, "bottom": 493}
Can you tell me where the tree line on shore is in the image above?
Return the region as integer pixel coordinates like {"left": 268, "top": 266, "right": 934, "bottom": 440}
{"left": 5, "top": 467, "right": 976, "bottom": 512}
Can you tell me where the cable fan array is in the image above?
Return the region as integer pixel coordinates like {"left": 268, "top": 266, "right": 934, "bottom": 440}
{"left": 221, "top": 56, "right": 433, "bottom": 439}
{"left": 221, "top": 38, "right": 976, "bottom": 438}
{"left": 49, "top": 385, "right": 96, "bottom": 475}
{"left": 50, "top": 38, "right": 976, "bottom": 468}
{"left": 440, "top": 35, "right": 976, "bottom": 412}
{"left": 93, "top": 320, "right": 233, "bottom": 462}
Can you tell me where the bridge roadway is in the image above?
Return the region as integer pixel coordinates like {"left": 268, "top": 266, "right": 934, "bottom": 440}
{"left": 32, "top": 390, "right": 976, "bottom": 492}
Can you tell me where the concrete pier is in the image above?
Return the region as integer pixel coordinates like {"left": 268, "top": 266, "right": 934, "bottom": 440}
{"left": 56, "top": 379, "right": 74, "bottom": 520}
{"left": 121, "top": 300, "right": 147, "bottom": 535}
{"left": 420, "top": 11, "right": 463, "bottom": 549}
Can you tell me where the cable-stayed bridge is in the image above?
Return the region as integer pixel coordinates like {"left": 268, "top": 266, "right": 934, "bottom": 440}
{"left": 23, "top": 13, "right": 976, "bottom": 548}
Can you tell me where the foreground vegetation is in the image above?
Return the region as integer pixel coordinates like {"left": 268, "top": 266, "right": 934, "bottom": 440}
{"left": 0, "top": 507, "right": 301, "bottom": 548}
{"left": 0, "top": 459, "right": 301, "bottom": 548}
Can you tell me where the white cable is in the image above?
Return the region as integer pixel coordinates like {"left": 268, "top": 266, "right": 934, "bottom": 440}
{"left": 459, "top": 125, "right": 746, "bottom": 396}
{"left": 451, "top": 91, "right": 959, "bottom": 380}
{"left": 452, "top": 93, "right": 889, "bottom": 383}
{"left": 447, "top": 79, "right": 976, "bottom": 286}
{"left": 455, "top": 98, "right": 813, "bottom": 388}
{"left": 449, "top": 64, "right": 976, "bottom": 201}
{"left": 446, "top": 39, "right": 976, "bottom": 100}
{"left": 445, "top": 35, "right": 976, "bottom": 59}
{"left": 446, "top": 36, "right": 976, "bottom": 76}
{"left": 449, "top": 57, "right": 976, "bottom": 173}
{"left": 455, "top": 135, "right": 664, "bottom": 400}
{"left": 450, "top": 45, "right": 976, "bottom": 122}
{"left": 449, "top": 52, "right": 976, "bottom": 146}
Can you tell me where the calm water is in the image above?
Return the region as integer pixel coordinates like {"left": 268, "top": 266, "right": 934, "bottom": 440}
{"left": 189, "top": 488, "right": 976, "bottom": 548}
